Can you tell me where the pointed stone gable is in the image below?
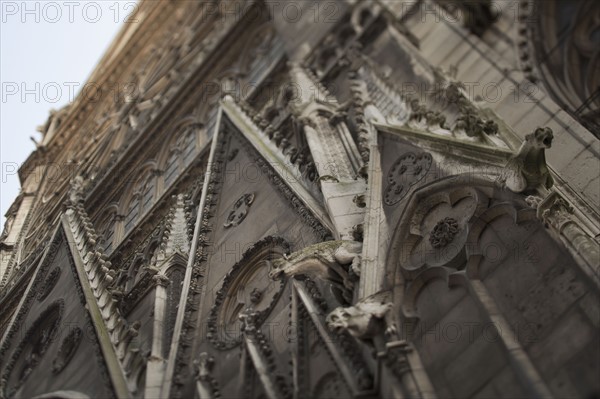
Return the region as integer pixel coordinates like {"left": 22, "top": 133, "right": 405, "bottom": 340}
{"left": 0, "top": 227, "right": 118, "bottom": 398}
{"left": 0, "top": 1, "right": 598, "bottom": 398}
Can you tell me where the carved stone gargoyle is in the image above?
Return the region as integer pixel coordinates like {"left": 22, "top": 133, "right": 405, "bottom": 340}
{"left": 326, "top": 294, "right": 396, "bottom": 352}
{"left": 266, "top": 240, "right": 362, "bottom": 303}
{"left": 499, "top": 127, "right": 554, "bottom": 193}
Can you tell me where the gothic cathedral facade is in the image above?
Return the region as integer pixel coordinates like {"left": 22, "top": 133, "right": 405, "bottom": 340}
{"left": 1, "top": 1, "right": 599, "bottom": 398}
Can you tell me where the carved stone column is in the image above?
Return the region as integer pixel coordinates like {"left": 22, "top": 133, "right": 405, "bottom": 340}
{"left": 288, "top": 64, "right": 366, "bottom": 240}
{"left": 144, "top": 273, "right": 170, "bottom": 399}
{"left": 536, "top": 192, "right": 600, "bottom": 286}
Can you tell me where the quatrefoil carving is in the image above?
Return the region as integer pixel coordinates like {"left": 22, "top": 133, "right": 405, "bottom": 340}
{"left": 223, "top": 193, "right": 255, "bottom": 228}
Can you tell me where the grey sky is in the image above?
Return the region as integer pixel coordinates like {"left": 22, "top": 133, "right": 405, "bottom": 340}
{"left": 1, "top": 0, "right": 125, "bottom": 230}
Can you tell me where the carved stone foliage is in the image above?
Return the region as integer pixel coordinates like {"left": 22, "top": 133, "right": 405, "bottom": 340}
{"left": 429, "top": 217, "right": 460, "bottom": 249}
{"left": 207, "top": 236, "right": 290, "bottom": 350}
{"left": 36, "top": 267, "right": 61, "bottom": 301}
{"left": 355, "top": 61, "right": 506, "bottom": 148}
{"left": 66, "top": 184, "right": 149, "bottom": 395}
{"left": 384, "top": 152, "right": 433, "bottom": 206}
{"left": 499, "top": 127, "right": 554, "bottom": 193}
{"left": 2, "top": 300, "right": 64, "bottom": 396}
{"left": 408, "top": 99, "right": 447, "bottom": 129}
{"left": 223, "top": 193, "right": 255, "bottom": 228}
{"left": 51, "top": 327, "right": 83, "bottom": 374}
{"left": 453, "top": 108, "right": 499, "bottom": 138}
{"left": 236, "top": 98, "right": 320, "bottom": 187}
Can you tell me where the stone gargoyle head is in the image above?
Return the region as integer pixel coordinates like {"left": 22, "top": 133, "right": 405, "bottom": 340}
{"left": 326, "top": 301, "right": 393, "bottom": 340}
{"left": 265, "top": 258, "right": 286, "bottom": 280}
{"left": 527, "top": 127, "right": 553, "bottom": 149}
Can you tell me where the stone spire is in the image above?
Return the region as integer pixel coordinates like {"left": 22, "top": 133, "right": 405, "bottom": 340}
{"left": 161, "top": 194, "right": 192, "bottom": 262}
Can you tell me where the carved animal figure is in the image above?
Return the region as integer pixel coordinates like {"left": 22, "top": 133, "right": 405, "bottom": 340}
{"left": 326, "top": 298, "right": 396, "bottom": 340}
{"left": 499, "top": 127, "right": 554, "bottom": 193}
{"left": 267, "top": 240, "right": 362, "bottom": 302}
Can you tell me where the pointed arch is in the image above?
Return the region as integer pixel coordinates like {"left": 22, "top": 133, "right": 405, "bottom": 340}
{"left": 138, "top": 45, "right": 179, "bottom": 100}
{"left": 125, "top": 256, "right": 145, "bottom": 293}
{"left": 96, "top": 204, "right": 119, "bottom": 253}
{"left": 145, "top": 239, "right": 162, "bottom": 269}
{"left": 120, "top": 161, "right": 159, "bottom": 235}
{"left": 386, "top": 175, "right": 596, "bottom": 398}
{"left": 158, "top": 119, "right": 204, "bottom": 189}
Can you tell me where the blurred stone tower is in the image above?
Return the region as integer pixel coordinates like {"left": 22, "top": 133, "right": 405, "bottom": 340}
{"left": 1, "top": 1, "right": 598, "bottom": 398}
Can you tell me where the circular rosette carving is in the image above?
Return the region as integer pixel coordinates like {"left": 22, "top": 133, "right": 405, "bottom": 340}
{"left": 223, "top": 193, "right": 255, "bottom": 228}
{"left": 429, "top": 217, "right": 460, "bottom": 249}
{"left": 398, "top": 186, "right": 488, "bottom": 276}
{"left": 51, "top": 327, "right": 83, "bottom": 374}
{"left": 207, "top": 236, "right": 290, "bottom": 350}
{"left": 384, "top": 152, "right": 432, "bottom": 205}
{"left": 37, "top": 267, "right": 61, "bottom": 301}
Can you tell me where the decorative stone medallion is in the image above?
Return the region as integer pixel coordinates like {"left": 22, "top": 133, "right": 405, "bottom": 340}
{"left": 384, "top": 152, "right": 432, "bottom": 205}
{"left": 37, "top": 267, "right": 61, "bottom": 301}
{"left": 429, "top": 217, "right": 460, "bottom": 248}
{"left": 207, "top": 236, "right": 290, "bottom": 350}
{"left": 51, "top": 327, "right": 83, "bottom": 374}
{"left": 223, "top": 193, "right": 255, "bottom": 228}
{"left": 394, "top": 185, "right": 487, "bottom": 275}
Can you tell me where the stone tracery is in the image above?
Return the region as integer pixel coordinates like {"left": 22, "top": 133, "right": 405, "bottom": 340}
{"left": 0, "top": 1, "right": 597, "bottom": 398}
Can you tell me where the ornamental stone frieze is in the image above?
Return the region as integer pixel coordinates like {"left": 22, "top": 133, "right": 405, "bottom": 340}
{"left": 1, "top": 1, "right": 599, "bottom": 398}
